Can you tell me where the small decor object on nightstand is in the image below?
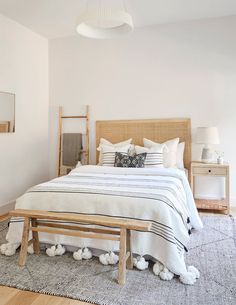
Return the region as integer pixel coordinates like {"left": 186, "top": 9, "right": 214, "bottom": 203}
{"left": 196, "top": 127, "right": 220, "bottom": 163}
{"left": 216, "top": 151, "right": 224, "bottom": 165}
{"left": 190, "top": 162, "right": 230, "bottom": 214}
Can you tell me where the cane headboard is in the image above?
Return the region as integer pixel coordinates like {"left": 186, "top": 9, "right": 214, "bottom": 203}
{"left": 96, "top": 118, "right": 191, "bottom": 170}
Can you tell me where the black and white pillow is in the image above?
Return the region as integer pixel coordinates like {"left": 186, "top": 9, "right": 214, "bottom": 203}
{"left": 97, "top": 138, "right": 133, "bottom": 165}
{"left": 135, "top": 145, "right": 165, "bottom": 168}
{"left": 100, "top": 145, "right": 131, "bottom": 166}
{"left": 114, "top": 152, "right": 147, "bottom": 168}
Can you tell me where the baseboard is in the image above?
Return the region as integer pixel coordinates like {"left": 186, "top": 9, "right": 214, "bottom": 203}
{"left": 0, "top": 201, "right": 15, "bottom": 214}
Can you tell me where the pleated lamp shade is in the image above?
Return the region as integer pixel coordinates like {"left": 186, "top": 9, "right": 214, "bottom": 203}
{"left": 196, "top": 127, "right": 220, "bottom": 145}
{"left": 76, "top": 8, "right": 134, "bottom": 39}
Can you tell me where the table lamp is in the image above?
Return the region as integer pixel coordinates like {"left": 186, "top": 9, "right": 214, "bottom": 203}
{"left": 196, "top": 127, "right": 220, "bottom": 163}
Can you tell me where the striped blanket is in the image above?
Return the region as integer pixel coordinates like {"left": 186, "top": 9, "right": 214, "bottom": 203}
{"left": 6, "top": 166, "right": 202, "bottom": 275}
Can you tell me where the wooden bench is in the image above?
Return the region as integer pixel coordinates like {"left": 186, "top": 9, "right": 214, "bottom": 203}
{"left": 9, "top": 209, "right": 151, "bottom": 285}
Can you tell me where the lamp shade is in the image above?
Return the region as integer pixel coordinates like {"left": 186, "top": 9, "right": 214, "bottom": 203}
{"left": 76, "top": 8, "right": 134, "bottom": 39}
{"left": 196, "top": 127, "right": 220, "bottom": 145}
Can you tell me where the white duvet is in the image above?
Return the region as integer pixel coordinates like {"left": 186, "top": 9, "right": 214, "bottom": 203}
{"left": 6, "top": 165, "right": 202, "bottom": 275}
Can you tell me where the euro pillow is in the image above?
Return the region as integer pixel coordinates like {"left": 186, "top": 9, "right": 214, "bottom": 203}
{"left": 143, "top": 138, "right": 179, "bottom": 168}
{"left": 176, "top": 142, "right": 185, "bottom": 169}
{"left": 99, "top": 138, "right": 132, "bottom": 147}
{"left": 114, "top": 152, "right": 147, "bottom": 168}
{"left": 97, "top": 138, "right": 133, "bottom": 165}
{"left": 99, "top": 144, "right": 131, "bottom": 167}
{"left": 135, "top": 145, "right": 165, "bottom": 168}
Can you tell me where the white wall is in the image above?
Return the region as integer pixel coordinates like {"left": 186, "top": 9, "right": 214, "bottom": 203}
{"left": 0, "top": 14, "right": 49, "bottom": 207}
{"left": 49, "top": 16, "right": 236, "bottom": 206}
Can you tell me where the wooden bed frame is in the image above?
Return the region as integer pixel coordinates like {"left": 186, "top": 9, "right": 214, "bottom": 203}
{"left": 96, "top": 118, "right": 191, "bottom": 171}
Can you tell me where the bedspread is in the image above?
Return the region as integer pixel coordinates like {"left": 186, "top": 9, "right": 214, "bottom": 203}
{"left": 7, "top": 166, "right": 202, "bottom": 275}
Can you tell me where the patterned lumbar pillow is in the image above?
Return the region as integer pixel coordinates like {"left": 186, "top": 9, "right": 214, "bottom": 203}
{"left": 114, "top": 152, "right": 147, "bottom": 168}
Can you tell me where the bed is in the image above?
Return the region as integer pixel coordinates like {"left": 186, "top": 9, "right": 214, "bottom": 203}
{"left": 5, "top": 118, "right": 203, "bottom": 277}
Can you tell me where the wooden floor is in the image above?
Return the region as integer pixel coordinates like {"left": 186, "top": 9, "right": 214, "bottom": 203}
{"left": 0, "top": 286, "right": 90, "bottom": 305}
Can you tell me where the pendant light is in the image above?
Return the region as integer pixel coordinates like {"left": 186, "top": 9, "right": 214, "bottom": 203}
{"left": 76, "top": 0, "right": 134, "bottom": 39}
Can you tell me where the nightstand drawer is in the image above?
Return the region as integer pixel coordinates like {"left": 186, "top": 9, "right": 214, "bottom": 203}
{"left": 192, "top": 167, "right": 227, "bottom": 176}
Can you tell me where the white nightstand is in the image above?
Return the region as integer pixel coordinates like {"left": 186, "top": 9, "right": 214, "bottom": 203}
{"left": 190, "top": 162, "right": 230, "bottom": 214}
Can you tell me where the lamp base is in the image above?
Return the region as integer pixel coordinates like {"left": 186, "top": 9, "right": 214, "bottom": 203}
{"left": 201, "top": 147, "right": 214, "bottom": 163}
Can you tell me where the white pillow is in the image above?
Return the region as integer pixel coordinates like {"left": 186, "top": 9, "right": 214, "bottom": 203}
{"left": 100, "top": 144, "right": 131, "bottom": 167}
{"left": 97, "top": 138, "right": 132, "bottom": 165}
{"left": 176, "top": 142, "right": 185, "bottom": 169}
{"left": 99, "top": 138, "right": 132, "bottom": 147}
{"left": 143, "top": 138, "right": 179, "bottom": 168}
{"left": 135, "top": 145, "right": 165, "bottom": 168}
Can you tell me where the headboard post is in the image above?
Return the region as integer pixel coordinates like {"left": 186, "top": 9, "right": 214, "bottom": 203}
{"left": 96, "top": 118, "right": 191, "bottom": 170}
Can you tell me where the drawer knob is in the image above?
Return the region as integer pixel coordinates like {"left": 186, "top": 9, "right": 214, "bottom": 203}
{"left": 208, "top": 169, "right": 211, "bottom": 173}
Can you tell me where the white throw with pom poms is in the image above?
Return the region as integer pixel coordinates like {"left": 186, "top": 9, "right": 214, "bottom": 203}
{"left": 133, "top": 256, "right": 149, "bottom": 271}
{"left": 46, "top": 244, "right": 66, "bottom": 257}
{"left": 179, "top": 266, "right": 200, "bottom": 285}
{"left": 159, "top": 267, "right": 174, "bottom": 281}
{"left": 99, "top": 252, "right": 119, "bottom": 265}
{"left": 0, "top": 242, "right": 20, "bottom": 256}
{"left": 153, "top": 261, "right": 174, "bottom": 281}
{"left": 73, "top": 248, "right": 92, "bottom": 261}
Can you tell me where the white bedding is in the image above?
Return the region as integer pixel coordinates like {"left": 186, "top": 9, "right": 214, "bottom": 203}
{"left": 6, "top": 165, "right": 202, "bottom": 275}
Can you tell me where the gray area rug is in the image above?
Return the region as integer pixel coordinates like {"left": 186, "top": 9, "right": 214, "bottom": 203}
{"left": 0, "top": 215, "right": 235, "bottom": 305}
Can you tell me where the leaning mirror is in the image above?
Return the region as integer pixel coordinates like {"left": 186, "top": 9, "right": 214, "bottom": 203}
{"left": 0, "top": 92, "right": 15, "bottom": 133}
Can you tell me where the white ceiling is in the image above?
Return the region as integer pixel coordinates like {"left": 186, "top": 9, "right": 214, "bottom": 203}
{"left": 0, "top": 0, "right": 236, "bottom": 39}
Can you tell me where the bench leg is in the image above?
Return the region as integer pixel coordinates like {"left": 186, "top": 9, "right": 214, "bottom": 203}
{"left": 32, "top": 218, "right": 40, "bottom": 254}
{"left": 118, "top": 228, "right": 127, "bottom": 285}
{"left": 126, "top": 229, "right": 133, "bottom": 270}
{"left": 19, "top": 217, "right": 30, "bottom": 267}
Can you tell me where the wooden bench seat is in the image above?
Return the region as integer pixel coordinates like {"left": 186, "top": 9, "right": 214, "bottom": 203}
{"left": 9, "top": 209, "right": 151, "bottom": 285}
